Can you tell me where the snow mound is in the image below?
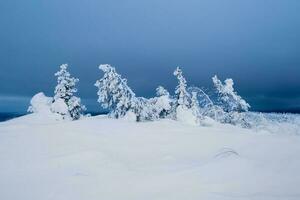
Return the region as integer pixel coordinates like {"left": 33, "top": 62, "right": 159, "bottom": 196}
{"left": 122, "top": 110, "right": 137, "bottom": 122}
{"left": 176, "top": 106, "right": 199, "bottom": 126}
{"left": 27, "top": 92, "right": 53, "bottom": 113}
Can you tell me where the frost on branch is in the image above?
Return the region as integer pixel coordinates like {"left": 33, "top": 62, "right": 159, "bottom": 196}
{"left": 53, "top": 64, "right": 86, "bottom": 120}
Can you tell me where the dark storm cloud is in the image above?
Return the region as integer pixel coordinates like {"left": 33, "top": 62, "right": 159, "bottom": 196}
{"left": 0, "top": 0, "right": 300, "bottom": 112}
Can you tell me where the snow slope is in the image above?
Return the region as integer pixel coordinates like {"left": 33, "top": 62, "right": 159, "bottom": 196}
{"left": 0, "top": 114, "right": 300, "bottom": 200}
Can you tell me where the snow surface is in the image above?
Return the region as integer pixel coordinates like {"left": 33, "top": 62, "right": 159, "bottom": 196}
{"left": 0, "top": 113, "right": 300, "bottom": 200}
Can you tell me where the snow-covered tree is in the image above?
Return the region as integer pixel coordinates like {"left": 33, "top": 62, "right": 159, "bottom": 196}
{"left": 173, "top": 67, "right": 191, "bottom": 109}
{"left": 190, "top": 92, "right": 201, "bottom": 120}
{"left": 173, "top": 67, "right": 203, "bottom": 125}
{"left": 131, "top": 97, "right": 157, "bottom": 121}
{"left": 68, "top": 96, "right": 85, "bottom": 120}
{"left": 212, "top": 75, "right": 250, "bottom": 126}
{"left": 54, "top": 64, "right": 78, "bottom": 102}
{"left": 154, "top": 86, "right": 173, "bottom": 118}
{"left": 156, "top": 86, "right": 169, "bottom": 97}
{"left": 53, "top": 64, "right": 86, "bottom": 120}
{"left": 187, "top": 86, "right": 217, "bottom": 120}
{"left": 212, "top": 75, "right": 250, "bottom": 113}
{"left": 95, "top": 64, "right": 136, "bottom": 119}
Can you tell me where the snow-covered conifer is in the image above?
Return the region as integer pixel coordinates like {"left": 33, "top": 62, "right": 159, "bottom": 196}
{"left": 95, "top": 64, "right": 135, "bottom": 119}
{"left": 154, "top": 86, "right": 173, "bottom": 118}
{"left": 68, "top": 96, "right": 86, "bottom": 120}
{"left": 53, "top": 64, "right": 86, "bottom": 120}
{"left": 156, "top": 86, "right": 169, "bottom": 97}
{"left": 131, "top": 97, "right": 157, "bottom": 121}
{"left": 212, "top": 75, "right": 250, "bottom": 126}
{"left": 173, "top": 67, "right": 191, "bottom": 109}
{"left": 212, "top": 75, "right": 250, "bottom": 113}
{"left": 54, "top": 64, "right": 78, "bottom": 102}
{"left": 190, "top": 92, "right": 201, "bottom": 120}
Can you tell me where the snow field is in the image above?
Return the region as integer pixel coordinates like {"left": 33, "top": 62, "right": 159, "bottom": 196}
{"left": 0, "top": 114, "right": 300, "bottom": 200}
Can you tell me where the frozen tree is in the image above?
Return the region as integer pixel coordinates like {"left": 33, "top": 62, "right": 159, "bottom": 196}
{"left": 95, "top": 64, "right": 171, "bottom": 121}
{"left": 173, "top": 67, "right": 203, "bottom": 125}
{"left": 190, "top": 92, "right": 201, "bottom": 120}
{"left": 154, "top": 86, "right": 173, "bottom": 118}
{"left": 131, "top": 97, "right": 158, "bottom": 121}
{"left": 173, "top": 67, "right": 191, "bottom": 109}
{"left": 54, "top": 64, "right": 78, "bottom": 102}
{"left": 95, "top": 64, "right": 136, "bottom": 119}
{"left": 53, "top": 64, "right": 86, "bottom": 120}
{"left": 156, "top": 86, "right": 169, "bottom": 97}
{"left": 212, "top": 75, "right": 250, "bottom": 126}
{"left": 68, "top": 96, "right": 86, "bottom": 120}
{"left": 132, "top": 86, "right": 174, "bottom": 121}
{"left": 188, "top": 86, "right": 217, "bottom": 120}
{"left": 212, "top": 75, "right": 250, "bottom": 112}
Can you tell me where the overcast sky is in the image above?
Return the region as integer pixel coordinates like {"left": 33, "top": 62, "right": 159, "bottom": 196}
{"left": 0, "top": 0, "right": 300, "bottom": 113}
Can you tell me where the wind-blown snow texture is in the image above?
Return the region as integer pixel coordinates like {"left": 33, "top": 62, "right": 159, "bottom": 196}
{"left": 0, "top": 113, "right": 300, "bottom": 200}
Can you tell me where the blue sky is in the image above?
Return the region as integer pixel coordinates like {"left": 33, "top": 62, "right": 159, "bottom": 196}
{"left": 0, "top": 0, "right": 300, "bottom": 113}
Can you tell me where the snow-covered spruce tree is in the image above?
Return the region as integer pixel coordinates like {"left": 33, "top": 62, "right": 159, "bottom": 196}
{"left": 52, "top": 64, "right": 86, "bottom": 120}
{"left": 212, "top": 75, "right": 250, "bottom": 112}
{"left": 190, "top": 92, "right": 202, "bottom": 120}
{"left": 212, "top": 75, "right": 250, "bottom": 126}
{"left": 131, "top": 97, "right": 158, "bottom": 121}
{"left": 154, "top": 86, "right": 173, "bottom": 118}
{"left": 95, "top": 64, "right": 136, "bottom": 119}
{"left": 173, "top": 67, "right": 202, "bottom": 125}
{"left": 67, "top": 96, "right": 86, "bottom": 120}
{"left": 173, "top": 67, "right": 192, "bottom": 109}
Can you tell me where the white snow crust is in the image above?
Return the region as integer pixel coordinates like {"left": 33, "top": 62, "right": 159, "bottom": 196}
{"left": 0, "top": 113, "right": 300, "bottom": 200}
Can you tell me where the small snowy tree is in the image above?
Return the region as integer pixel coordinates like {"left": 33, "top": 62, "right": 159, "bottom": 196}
{"left": 190, "top": 92, "right": 201, "bottom": 120}
{"left": 95, "top": 64, "right": 136, "bottom": 119}
{"left": 212, "top": 75, "right": 250, "bottom": 126}
{"left": 68, "top": 96, "right": 85, "bottom": 120}
{"left": 53, "top": 64, "right": 86, "bottom": 120}
{"left": 131, "top": 97, "right": 158, "bottom": 121}
{"left": 154, "top": 86, "right": 173, "bottom": 118}
{"left": 173, "top": 67, "right": 191, "bottom": 109}
{"left": 54, "top": 64, "right": 77, "bottom": 102}
{"left": 173, "top": 67, "right": 203, "bottom": 125}
{"left": 212, "top": 75, "right": 250, "bottom": 113}
{"left": 187, "top": 86, "right": 218, "bottom": 120}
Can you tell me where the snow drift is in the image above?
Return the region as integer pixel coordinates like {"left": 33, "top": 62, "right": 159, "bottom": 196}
{"left": 0, "top": 113, "right": 300, "bottom": 200}
{"left": 27, "top": 92, "right": 53, "bottom": 114}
